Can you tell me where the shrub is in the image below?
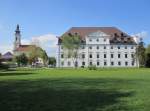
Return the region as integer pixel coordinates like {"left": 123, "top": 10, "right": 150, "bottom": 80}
{"left": 81, "top": 66, "right": 84, "bottom": 68}
{"left": 88, "top": 65, "right": 97, "bottom": 70}
{"left": 0, "top": 63, "right": 9, "bottom": 70}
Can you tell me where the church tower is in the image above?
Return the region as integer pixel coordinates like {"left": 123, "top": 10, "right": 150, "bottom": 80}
{"left": 14, "top": 24, "right": 21, "bottom": 50}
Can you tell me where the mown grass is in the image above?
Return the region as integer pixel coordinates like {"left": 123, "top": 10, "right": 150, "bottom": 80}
{"left": 0, "top": 68, "right": 150, "bottom": 111}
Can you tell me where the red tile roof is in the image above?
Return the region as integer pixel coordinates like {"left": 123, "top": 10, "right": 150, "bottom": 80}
{"left": 63, "top": 27, "right": 128, "bottom": 38}
{"left": 15, "top": 45, "right": 35, "bottom": 51}
{"left": 60, "top": 27, "right": 136, "bottom": 45}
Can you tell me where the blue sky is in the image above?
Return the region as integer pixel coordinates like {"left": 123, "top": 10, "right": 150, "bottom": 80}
{"left": 0, "top": 0, "right": 150, "bottom": 56}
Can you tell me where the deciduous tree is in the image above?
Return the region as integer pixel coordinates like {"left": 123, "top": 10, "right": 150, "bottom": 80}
{"left": 136, "top": 38, "right": 146, "bottom": 67}
{"left": 61, "top": 33, "right": 82, "bottom": 67}
{"left": 0, "top": 53, "right": 2, "bottom": 65}
{"left": 28, "top": 46, "right": 48, "bottom": 66}
{"left": 48, "top": 57, "right": 56, "bottom": 67}
{"left": 15, "top": 53, "right": 28, "bottom": 66}
{"left": 145, "top": 44, "right": 150, "bottom": 67}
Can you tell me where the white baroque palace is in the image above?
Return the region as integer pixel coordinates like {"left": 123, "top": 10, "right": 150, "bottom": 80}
{"left": 57, "top": 27, "right": 138, "bottom": 67}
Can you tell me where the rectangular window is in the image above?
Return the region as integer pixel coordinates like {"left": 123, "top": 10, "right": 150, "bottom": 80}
{"left": 111, "top": 46, "right": 113, "bottom": 49}
{"left": 75, "top": 61, "right": 78, "bottom": 67}
{"left": 90, "top": 62, "right": 92, "bottom": 65}
{"left": 118, "top": 54, "right": 121, "bottom": 58}
{"left": 118, "top": 46, "right": 120, "bottom": 49}
{"left": 82, "top": 54, "right": 85, "bottom": 58}
{"left": 111, "top": 62, "right": 114, "bottom": 66}
{"left": 131, "top": 46, "right": 134, "bottom": 49}
{"left": 82, "top": 62, "right": 85, "bottom": 66}
{"left": 131, "top": 54, "right": 134, "bottom": 58}
{"left": 82, "top": 46, "right": 85, "bottom": 49}
{"left": 96, "top": 38, "right": 99, "bottom": 42}
{"left": 97, "top": 54, "right": 99, "bottom": 58}
{"left": 104, "top": 61, "right": 107, "bottom": 66}
{"left": 125, "top": 62, "right": 128, "bottom": 66}
{"left": 68, "top": 61, "right": 71, "bottom": 66}
{"left": 132, "top": 61, "right": 134, "bottom": 66}
{"left": 89, "top": 54, "right": 92, "bottom": 58}
{"left": 125, "top": 54, "right": 128, "bottom": 58}
{"left": 118, "top": 61, "right": 121, "bottom": 66}
{"left": 89, "top": 46, "right": 92, "bottom": 49}
{"left": 104, "top": 46, "right": 106, "bottom": 49}
{"left": 97, "top": 46, "right": 99, "bottom": 49}
{"left": 111, "top": 54, "right": 114, "bottom": 58}
{"left": 89, "top": 39, "right": 92, "bottom": 42}
{"left": 125, "top": 46, "right": 127, "bottom": 49}
{"left": 61, "top": 61, "right": 64, "bottom": 66}
{"left": 61, "top": 54, "right": 64, "bottom": 58}
{"left": 97, "top": 62, "right": 100, "bottom": 66}
{"left": 104, "top": 54, "right": 107, "bottom": 58}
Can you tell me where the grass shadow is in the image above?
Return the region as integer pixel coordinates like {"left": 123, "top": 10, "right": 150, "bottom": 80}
{"left": 0, "top": 78, "right": 135, "bottom": 111}
{"left": 0, "top": 71, "right": 35, "bottom": 76}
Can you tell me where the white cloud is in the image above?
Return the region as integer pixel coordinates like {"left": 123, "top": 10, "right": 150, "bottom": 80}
{"left": 31, "top": 34, "right": 58, "bottom": 57}
{"left": 21, "top": 39, "right": 31, "bottom": 45}
{"left": 132, "top": 31, "right": 149, "bottom": 43}
{"left": 134, "top": 31, "right": 148, "bottom": 38}
{"left": 0, "top": 33, "right": 58, "bottom": 56}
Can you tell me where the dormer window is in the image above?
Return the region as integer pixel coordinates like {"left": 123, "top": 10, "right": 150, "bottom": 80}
{"left": 114, "top": 33, "right": 118, "bottom": 37}
{"left": 74, "top": 32, "right": 78, "bottom": 35}
{"left": 127, "top": 38, "right": 131, "bottom": 42}
{"left": 68, "top": 33, "right": 72, "bottom": 36}
{"left": 104, "top": 38, "right": 106, "bottom": 42}
{"left": 96, "top": 38, "right": 99, "bottom": 42}
{"left": 121, "top": 33, "right": 124, "bottom": 37}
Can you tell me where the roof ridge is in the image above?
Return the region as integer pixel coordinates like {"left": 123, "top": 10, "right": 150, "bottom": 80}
{"left": 71, "top": 26, "right": 117, "bottom": 28}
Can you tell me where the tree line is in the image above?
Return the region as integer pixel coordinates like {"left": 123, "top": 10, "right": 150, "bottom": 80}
{"left": 137, "top": 38, "right": 150, "bottom": 67}
{"left": 14, "top": 46, "right": 56, "bottom": 67}
{"left": 0, "top": 46, "right": 56, "bottom": 69}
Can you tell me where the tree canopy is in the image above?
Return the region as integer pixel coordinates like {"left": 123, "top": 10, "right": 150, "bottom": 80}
{"left": 145, "top": 45, "right": 150, "bottom": 67}
{"left": 0, "top": 53, "right": 2, "bottom": 64}
{"left": 136, "top": 39, "right": 146, "bottom": 67}
{"left": 48, "top": 57, "right": 56, "bottom": 67}
{"left": 15, "top": 53, "right": 28, "bottom": 66}
{"left": 28, "top": 46, "right": 48, "bottom": 65}
{"left": 61, "top": 33, "right": 82, "bottom": 67}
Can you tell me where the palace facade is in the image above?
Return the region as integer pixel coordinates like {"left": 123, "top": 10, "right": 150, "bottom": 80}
{"left": 57, "top": 27, "right": 138, "bottom": 67}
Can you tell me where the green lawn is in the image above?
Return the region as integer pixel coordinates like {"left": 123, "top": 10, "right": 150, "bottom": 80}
{"left": 0, "top": 68, "right": 150, "bottom": 111}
